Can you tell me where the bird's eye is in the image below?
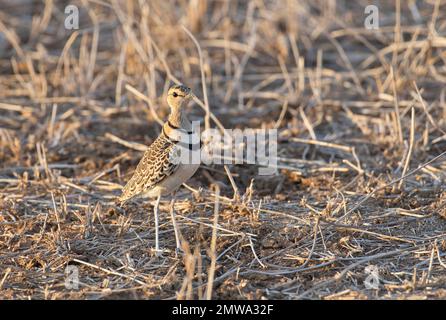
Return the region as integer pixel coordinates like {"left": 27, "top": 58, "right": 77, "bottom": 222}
{"left": 172, "top": 92, "right": 178, "bottom": 98}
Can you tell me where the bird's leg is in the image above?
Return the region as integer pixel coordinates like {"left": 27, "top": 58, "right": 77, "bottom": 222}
{"left": 153, "top": 194, "right": 162, "bottom": 255}
{"left": 170, "top": 195, "right": 181, "bottom": 254}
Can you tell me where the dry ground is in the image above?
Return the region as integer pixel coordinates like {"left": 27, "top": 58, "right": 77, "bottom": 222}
{"left": 1, "top": 0, "right": 446, "bottom": 299}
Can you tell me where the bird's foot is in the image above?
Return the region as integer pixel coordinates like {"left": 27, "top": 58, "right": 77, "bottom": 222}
{"left": 151, "top": 247, "right": 167, "bottom": 257}
{"left": 174, "top": 246, "right": 184, "bottom": 258}
{"left": 150, "top": 246, "right": 183, "bottom": 258}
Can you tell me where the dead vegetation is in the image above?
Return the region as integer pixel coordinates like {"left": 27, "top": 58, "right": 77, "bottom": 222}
{"left": 1, "top": 0, "right": 446, "bottom": 300}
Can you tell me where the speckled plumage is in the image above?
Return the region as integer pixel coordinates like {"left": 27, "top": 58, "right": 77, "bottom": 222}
{"left": 117, "top": 84, "right": 199, "bottom": 205}
{"left": 117, "top": 131, "right": 178, "bottom": 205}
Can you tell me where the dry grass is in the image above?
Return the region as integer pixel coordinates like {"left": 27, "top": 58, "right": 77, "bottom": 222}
{"left": 1, "top": 0, "right": 446, "bottom": 300}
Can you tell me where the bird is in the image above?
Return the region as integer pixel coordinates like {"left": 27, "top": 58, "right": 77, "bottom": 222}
{"left": 117, "top": 84, "right": 201, "bottom": 254}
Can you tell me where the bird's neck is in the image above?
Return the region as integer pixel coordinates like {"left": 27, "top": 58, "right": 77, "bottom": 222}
{"left": 168, "top": 108, "right": 191, "bottom": 130}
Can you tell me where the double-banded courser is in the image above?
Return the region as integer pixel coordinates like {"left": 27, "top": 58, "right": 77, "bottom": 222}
{"left": 117, "top": 84, "right": 200, "bottom": 254}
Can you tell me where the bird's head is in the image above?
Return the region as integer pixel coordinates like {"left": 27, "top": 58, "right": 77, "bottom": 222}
{"left": 166, "top": 84, "right": 193, "bottom": 110}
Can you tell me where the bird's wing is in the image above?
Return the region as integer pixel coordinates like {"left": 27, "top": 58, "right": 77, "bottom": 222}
{"left": 118, "top": 134, "right": 179, "bottom": 205}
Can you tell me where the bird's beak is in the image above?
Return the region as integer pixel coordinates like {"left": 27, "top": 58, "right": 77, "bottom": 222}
{"left": 187, "top": 91, "right": 194, "bottom": 99}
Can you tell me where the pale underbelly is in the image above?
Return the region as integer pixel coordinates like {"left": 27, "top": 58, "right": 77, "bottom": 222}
{"left": 144, "top": 163, "right": 200, "bottom": 198}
